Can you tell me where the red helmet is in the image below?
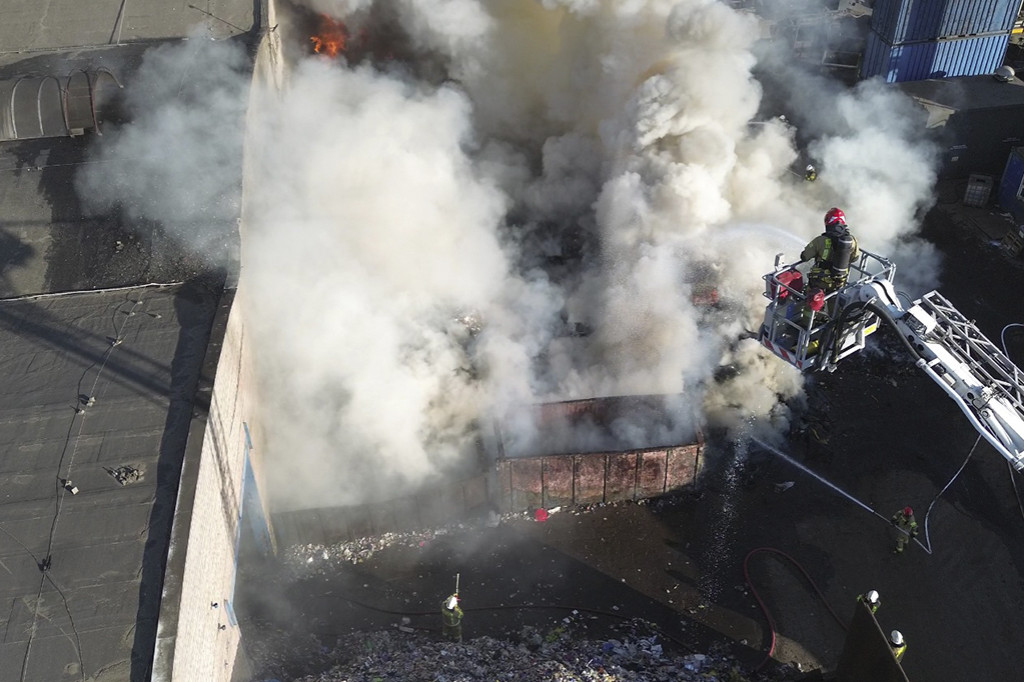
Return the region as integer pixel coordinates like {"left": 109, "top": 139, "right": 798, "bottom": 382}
{"left": 824, "top": 207, "right": 846, "bottom": 228}
{"left": 808, "top": 288, "right": 825, "bottom": 312}
{"left": 903, "top": 506, "right": 913, "bottom": 516}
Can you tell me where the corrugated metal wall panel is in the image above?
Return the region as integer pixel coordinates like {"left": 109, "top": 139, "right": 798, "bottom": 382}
{"left": 861, "top": 32, "right": 1010, "bottom": 82}
{"left": 495, "top": 443, "right": 703, "bottom": 513}
{"left": 998, "top": 147, "right": 1024, "bottom": 222}
{"left": 872, "top": 0, "right": 1021, "bottom": 44}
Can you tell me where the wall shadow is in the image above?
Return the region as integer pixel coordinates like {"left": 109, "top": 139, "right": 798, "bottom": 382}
{"left": 129, "top": 272, "right": 224, "bottom": 681}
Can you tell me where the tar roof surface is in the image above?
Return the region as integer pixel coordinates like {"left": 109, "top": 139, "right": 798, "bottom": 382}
{"left": 0, "top": 128, "right": 240, "bottom": 298}
{"left": 0, "top": 1, "right": 257, "bottom": 67}
{"left": 0, "top": 283, "right": 220, "bottom": 681}
{"left": 0, "top": 1, "right": 255, "bottom": 680}
{"left": 897, "top": 73, "right": 1024, "bottom": 112}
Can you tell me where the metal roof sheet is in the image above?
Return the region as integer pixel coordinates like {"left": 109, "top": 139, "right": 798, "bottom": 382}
{"left": 862, "top": 31, "right": 1011, "bottom": 81}
{"left": 0, "top": 0, "right": 257, "bottom": 63}
{"left": 871, "top": 0, "right": 1021, "bottom": 44}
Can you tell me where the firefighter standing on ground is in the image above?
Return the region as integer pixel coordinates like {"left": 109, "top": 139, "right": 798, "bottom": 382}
{"left": 889, "top": 630, "right": 907, "bottom": 662}
{"left": 441, "top": 593, "right": 463, "bottom": 642}
{"left": 856, "top": 589, "right": 881, "bottom": 613}
{"left": 800, "top": 207, "right": 860, "bottom": 294}
{"left": 891, "top": 506, "right": 919, "bottom": 554}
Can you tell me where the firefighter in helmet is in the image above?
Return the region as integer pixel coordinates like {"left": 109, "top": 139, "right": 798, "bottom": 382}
{"left": 857, "top": 589, "right": 881, "bottom": 613}
{"left": 891, "top": 506, "right": 919, "bottom": 554}
{"left": 800, "top": 207, "right": 860, "bottom": 293}
{"left": 889, "top": 629, "right": 907, "bottom": 662}
{"left": 441, "top": 593, "right": 463, "bottom": 642}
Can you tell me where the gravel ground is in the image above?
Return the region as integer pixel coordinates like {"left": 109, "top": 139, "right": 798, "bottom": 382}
{"left": 242, "top": 499, "right": 813, "bottom": 682}
{"left": 274, "top": 621, "right": 765, "bottom": 682}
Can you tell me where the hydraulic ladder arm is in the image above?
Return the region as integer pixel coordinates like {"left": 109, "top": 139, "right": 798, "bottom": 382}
{"left": 758, "top": 255, "right": 1024, "bottom": 469}
{"left": 890, "top": 291, "right": 1024, "bottom": 471}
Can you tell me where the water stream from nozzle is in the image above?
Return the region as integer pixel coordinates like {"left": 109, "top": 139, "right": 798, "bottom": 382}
{"left": 752, "top": 437, "right": 933, "bottom": 554}
{"left": 753, "top": 438, "right": 879, "bottom": 516}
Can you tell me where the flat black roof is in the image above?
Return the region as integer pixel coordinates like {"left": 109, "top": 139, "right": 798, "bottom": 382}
{"left": 897, "top": 73, "right": 1024, "bottom": 112}
{"left": 0, "top": 3, "right": 254, "bottom": 678}
{"left": 0, "top": 282, "right": 220, "bottom": 681}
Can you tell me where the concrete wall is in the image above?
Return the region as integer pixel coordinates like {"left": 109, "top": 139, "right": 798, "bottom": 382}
{"left": 152, "top": 13, "right": 280, "bottom": 680}
{"left": 272, "top": 441, "right": 704, "bottom": 549}
{"left": 152, "top": 283, "right": 272, "bottom": 682}
{"left": 272, "top": 394, "right": 706, "bottom": 549}
{"left": 835, "top": 600, "right": 910, "bottom": 681}
{"left": 165, "top": 288, "right": 262, "bottom": 681}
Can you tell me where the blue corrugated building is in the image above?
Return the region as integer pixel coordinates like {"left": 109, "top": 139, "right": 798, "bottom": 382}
{"left": 862, "top": 32, "right": 1010, "bottom": 81}
{"left": 861, "top": 0, "right": 1023, "bottom": 82}
{"left": 872, "top": 0, "right": 1021, "bottom": 44}
{"left": 998, "top": 146, "right": 1024, "bottom": 222}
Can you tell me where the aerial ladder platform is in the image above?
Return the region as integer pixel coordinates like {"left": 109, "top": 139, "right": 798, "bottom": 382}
{"left": 758, "top": 251, "right": 1024, "bottom": 470}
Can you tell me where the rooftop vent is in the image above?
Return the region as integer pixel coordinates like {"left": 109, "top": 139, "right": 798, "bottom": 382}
{"left": 994, "top": 65, "right": 1016, "bottom": 82}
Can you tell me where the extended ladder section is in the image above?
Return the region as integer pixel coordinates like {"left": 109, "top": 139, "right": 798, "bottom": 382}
{"left": 895, "top": 291, "right": 1024, "bottom": 471}
{"left": 758, "top": 251, "right": 1024, "bottom": 470}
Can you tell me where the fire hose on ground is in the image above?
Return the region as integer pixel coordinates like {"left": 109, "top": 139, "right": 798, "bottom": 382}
{"left": 742, "top": 547, "right": 847, "bottom": 671}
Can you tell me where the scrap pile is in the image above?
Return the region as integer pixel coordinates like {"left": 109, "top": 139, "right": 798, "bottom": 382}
{"left": 284, "top": 622, "right": 759, "bottom": 682}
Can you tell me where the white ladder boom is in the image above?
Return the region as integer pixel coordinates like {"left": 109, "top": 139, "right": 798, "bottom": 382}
{"left": 895, "top": 291, "right": 1024, "bottom": 470}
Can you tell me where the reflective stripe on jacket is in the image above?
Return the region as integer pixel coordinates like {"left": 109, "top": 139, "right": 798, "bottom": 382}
{"left": 800, "top": 233, "right": 860, "bottom": 269}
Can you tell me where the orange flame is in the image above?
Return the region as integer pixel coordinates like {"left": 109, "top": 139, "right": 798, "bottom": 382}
{"left": 310, "top": 15, "right": 347, "bottom": 57}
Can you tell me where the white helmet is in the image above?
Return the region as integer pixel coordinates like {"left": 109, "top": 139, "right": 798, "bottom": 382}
{"left": 866, "top": 590, "right": 879, "bottom": 604}
{"left": 995, "top": 65, "right": 1016, "bottom": 82}
{"left": 890, "top": 630, "right": 904, "bottom": 646}
{"left": 446, "top": 595, "right": 459, "bottom": 610}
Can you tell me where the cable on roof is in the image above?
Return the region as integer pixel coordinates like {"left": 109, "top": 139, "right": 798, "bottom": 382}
{"left": 20, "top": 293, "right": 146, "bottom": 682}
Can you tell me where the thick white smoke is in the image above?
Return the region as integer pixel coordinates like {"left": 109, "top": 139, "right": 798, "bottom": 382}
{"left": 77, "top": 0, "right": 941, "bottom": 509}
{"left": 76, "top": 34, "right": 250, "bottom": 263}
{"left": 244, "top": 61, "right": 566, "bottom": 504}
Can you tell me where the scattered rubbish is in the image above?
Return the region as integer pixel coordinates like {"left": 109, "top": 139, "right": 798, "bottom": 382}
{"left": 61, "top": 478, "right": 79, "bottom": 495}
{"left": 276, "top": 621, "right": 754, "bottom": 682}
{"left": 105, "top": 465, "right": 141, "bottom": 486}
{"left": 282, "top": 494, "right": 699, "bottom": 578}
{"left": 773, "top": 481, "right": 795, "bottom": 493}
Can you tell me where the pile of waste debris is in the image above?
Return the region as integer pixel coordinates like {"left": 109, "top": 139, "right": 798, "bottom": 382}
{"left": 281, "top": 621, "right": 760, "bottom": 682}
{"left": 282, "top": 498, "right": 679, "bottom": 578}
